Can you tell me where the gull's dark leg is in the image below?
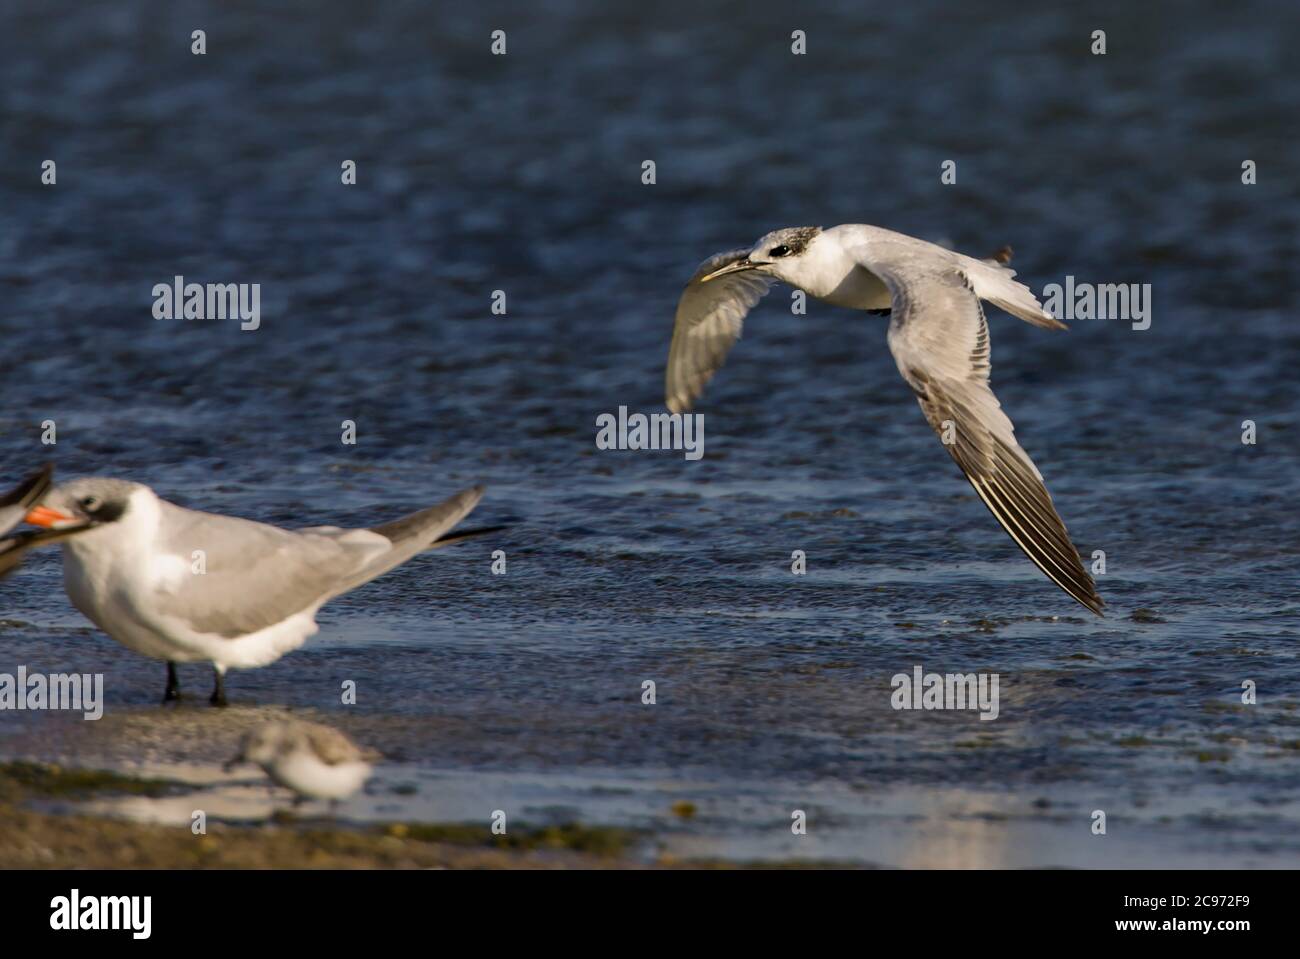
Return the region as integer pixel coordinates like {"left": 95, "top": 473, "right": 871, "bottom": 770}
{"left": 162, "top": 662, "right": 181, "bottom": 703}
{"left": 209, "top": 667, "right": 228, "bottom": 708}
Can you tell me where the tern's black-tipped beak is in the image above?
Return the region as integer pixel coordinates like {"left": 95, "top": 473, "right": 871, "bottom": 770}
{"left": 699, "top": 258, "right": 757, "bottom": 283}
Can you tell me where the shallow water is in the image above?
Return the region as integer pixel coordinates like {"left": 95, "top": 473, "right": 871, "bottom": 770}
{"left": 1, "top": 0, "right": 1298, "bottom": 866}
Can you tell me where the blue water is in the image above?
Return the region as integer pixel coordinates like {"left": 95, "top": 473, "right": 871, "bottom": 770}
{"left": 1, "top": 0, "right": 1298, "bottom": 866}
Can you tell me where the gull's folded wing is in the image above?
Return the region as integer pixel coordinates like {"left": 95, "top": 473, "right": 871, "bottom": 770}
{"left": 147, "top": 487, "right": 485, "bottom": 638}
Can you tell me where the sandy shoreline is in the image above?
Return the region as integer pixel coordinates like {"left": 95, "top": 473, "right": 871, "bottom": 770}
{"left": 0, "top": 760, "right": 657, "bottom": 870}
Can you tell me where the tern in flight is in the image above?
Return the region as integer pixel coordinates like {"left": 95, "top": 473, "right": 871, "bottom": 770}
{"left": 665, "top": 223, "right": 1103, "bottom": 615}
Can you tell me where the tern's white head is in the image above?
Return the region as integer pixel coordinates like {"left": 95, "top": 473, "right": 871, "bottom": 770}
{"left": 700, "top": 226, "right": 857, "bottom": 299}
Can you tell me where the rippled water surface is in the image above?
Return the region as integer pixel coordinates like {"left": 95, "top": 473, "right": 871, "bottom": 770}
{"left": 1, "top": 0, "right": 1297, "bottom": 866}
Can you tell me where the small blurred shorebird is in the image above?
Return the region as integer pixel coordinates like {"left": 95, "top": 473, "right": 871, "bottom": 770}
{"left": 24, "top": 479, "right": 499, "bottom": 704}
{"left": 226, "top": 719, "right": 379, "bottom": 808}
{"left": 665, "top": 224, "right": 1103, "bottom": 615}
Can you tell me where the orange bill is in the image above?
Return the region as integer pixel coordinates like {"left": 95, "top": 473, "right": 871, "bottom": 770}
{"left": 25, "top": 505, "right": 76, "bottom": 528}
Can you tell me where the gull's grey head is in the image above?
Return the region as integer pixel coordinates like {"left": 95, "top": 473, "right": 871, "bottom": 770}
{"left": 27, "top": 477, "right": 147, "bottom": 530}
{"left": 700, "top": 226, "right": 823, "bottom": 285}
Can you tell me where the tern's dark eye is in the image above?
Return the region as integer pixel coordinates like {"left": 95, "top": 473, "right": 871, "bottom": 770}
{"left": 768, "top": 244, "right": 792, "bottom": 258}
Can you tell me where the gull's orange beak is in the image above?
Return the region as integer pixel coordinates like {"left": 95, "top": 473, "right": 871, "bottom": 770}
{"left": 25, "top": 505, "right": 77, "bottom": 529}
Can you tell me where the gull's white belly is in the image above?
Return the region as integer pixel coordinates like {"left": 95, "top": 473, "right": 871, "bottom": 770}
{"left": 62, "top": 547, "right": 197, "bottom": 661}
{"left": 62, "top": 547, "right": 320, "bottom": 669}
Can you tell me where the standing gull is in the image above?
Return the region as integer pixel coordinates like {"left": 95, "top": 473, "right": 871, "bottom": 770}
{"left": 24, "top": 479, "right": 498, "bottom": 704}
{"left": 665, "top": 223, "right": 1102, "bottom": 615}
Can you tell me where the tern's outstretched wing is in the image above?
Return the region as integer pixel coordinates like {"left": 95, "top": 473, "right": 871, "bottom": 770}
{"left": 665, "top": 249, "right": 776, "bottom": 413}
{"left": 838, "top": 230, "right": 1102, "bottom": 615}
